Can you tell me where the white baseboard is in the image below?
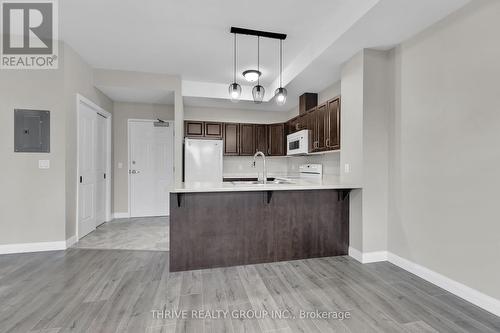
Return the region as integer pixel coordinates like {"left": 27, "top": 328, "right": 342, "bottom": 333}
{"left": 65, "top": 235, "right": 77, "bottom": 248}
{"left": 348, "top": 246, "right": 388, "bottom": 263}
{"left": 387, "top": 252, "right": 500, "bottom": 317}
{"left": 113, "top": 212, "right": 130, "bottom": 219}
{"left": 348, "top": 246, "right": 363, "bottom": 262}
{"left": 348, "top": 248, "right": 500, "bottom": 316}
{"left": 0, "top": 240, "right": 67, "bottom": 255}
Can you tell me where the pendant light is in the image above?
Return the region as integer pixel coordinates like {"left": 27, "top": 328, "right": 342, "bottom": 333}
{"left": 228, "top": 33, "right": 241, "bottom": 102}
{"left": 274, "top": 39, "right": 287, "bottom": 106}
{"left": 252, "top": 36, "right": 265, "bottom": 103}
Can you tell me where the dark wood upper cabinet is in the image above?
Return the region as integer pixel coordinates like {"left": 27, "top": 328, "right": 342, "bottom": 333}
{"left": 297, "top": 114, "right": 308, "bottom": 132}
{"left": 223, "top": 123, "right": 239, "bottom": 155}
{"left": 254, "top": 124, "right": 268, "bottom": 155}
{"left": 299, "top": 93, "right": 318, "bottom": 115}
{"left": 268, "top": 123, "right": 285, "bottom": 156}
{"left": 204, "top": 122, "right": 223, "bottom": 138}
{"left": 183, "top": 95, "right": 340, "bottom": 156}
{"left": 239, "top": 124, "right": 255, "bottom": 156}
{"left": 185, "top": 121, "right": 204, "bottom": 137}
{"left": 326, "top": 98, "right": 341, "bottom": 150}
{"left": 315, "top": 103, "right": 327, "bottom": 151}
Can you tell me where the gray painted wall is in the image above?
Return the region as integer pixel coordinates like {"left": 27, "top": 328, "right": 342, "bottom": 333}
{"left": 112, "top": 102, "right": 175, "bottom": 214}
{"left": 0, "top": 42, "right": 112, "bottom": 245}
{"left": 362, "top": 49, "right": 392, "bottom": 253}
{"left": 340, "top": 51, "right": 364, "bottom": 251}
{"left": 389, "top": 0, "right": 500, "bottom": 299}
{"left": 63, "top": 44, "right": 113, "bottom": 239}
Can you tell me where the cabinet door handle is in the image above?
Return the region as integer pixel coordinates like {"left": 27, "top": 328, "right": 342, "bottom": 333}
{"left": 295, "top": 123, "right": 300, "bottom": 130}
{"left": 326, "top": 138, "right": 330, "bottom": 147}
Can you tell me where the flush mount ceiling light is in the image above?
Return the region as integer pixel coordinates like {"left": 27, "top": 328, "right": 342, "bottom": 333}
{"left": 228, "top": 33, "right": 242, "bottom": 102}
{"left": 242, "top": 69, "right": 261, "bottom": 82}
{"left": 228, "top": 27, "right": 287, "bottom": 105}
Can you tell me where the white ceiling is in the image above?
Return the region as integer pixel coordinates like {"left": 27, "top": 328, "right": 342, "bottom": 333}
{"left": 60, "top": 0, "right": 470, "bottom": 111}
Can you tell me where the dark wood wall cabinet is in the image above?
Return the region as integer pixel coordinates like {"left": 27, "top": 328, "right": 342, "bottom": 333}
{"left": 184, "top": 95, "right": 340, "bottom": 156}
{"left": 170, "top": 189, "right": 350, "bottom": 272}
{"left": 286, "top": 96, "right": 341, "bottom": 153}
{"left": 185, "top": 121, "right": 285, "bottom": 156}
{"left": 184, "top": 121, "right": 205, "bottom": 137}
{"left": 239, "top": 124, "right": 255, "bottom": 156}
{"left": 223, "top": 123, "right": 239, "bottom": 155}
{"left": 204, "top": 122, "right": 223, "bottom": 138}
{"left": 299, "top": 93, "right": 318, "bottom": 115}
{"left": 268, "top": 123, "right": 285, "bottom": 156}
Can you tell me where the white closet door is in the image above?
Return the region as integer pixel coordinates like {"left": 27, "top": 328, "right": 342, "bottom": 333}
{"left": 95, "top": 115, "right": 107, "bottom": 226}
{"left": 78, "top": 104, "right": 97, "bottom": 238}
{"left": 129, "top": 121, "right": 174, "bottom": 217}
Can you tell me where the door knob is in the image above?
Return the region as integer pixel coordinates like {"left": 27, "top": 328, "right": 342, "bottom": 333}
{"left": 130, "top": 170, "right": 140, "bottom": 174}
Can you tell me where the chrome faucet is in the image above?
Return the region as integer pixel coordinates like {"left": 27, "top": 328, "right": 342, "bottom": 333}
{"left": 252, "top": 151, "right": 267, "bottom": 184}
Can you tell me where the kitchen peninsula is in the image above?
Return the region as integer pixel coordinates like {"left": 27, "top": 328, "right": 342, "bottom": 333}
{"left": 169, "top": 175, "right": 360, "bottom": 272}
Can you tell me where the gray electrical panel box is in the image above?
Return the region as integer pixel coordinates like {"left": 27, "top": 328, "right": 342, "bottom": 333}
{"left": 14, "top": 109, "right": 50, "bottom": 153}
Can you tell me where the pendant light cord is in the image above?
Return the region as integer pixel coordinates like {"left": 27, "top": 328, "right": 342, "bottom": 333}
{"left": 233, "top": 33, "right": 237, "bottom": 83}
{"left": 279, "top": 39, "right": 283, "bottom": 87}
{"left": 257, "top": 36, "right": 260, "bottom": 85}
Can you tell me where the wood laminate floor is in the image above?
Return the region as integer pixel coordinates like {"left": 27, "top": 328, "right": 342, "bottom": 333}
{"left": 73, "top": 217, "right": 168, "bottom": 251}
{"left": 0, "top": 249, "right": 498, "bottom": 333}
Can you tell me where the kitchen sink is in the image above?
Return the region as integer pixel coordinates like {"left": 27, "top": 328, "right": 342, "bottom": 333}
{"left": 230, "top": 181, "right": 263, "bottom": 185}
{"left": 230, "top": 178, "right": 295, "bottom": 185}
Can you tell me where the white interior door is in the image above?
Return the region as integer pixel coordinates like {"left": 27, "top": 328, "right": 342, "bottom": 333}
{"left": 129, "top": 121, "right": 174, "bottom": 217}
{"left": 95, "top": 115, "right": 107, "bottom": 226}
{"left": 78, "top": 103, "right": 97, "bottom": 238}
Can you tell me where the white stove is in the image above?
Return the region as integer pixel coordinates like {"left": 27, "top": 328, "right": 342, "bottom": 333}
{"left": 299, "top": 164, "right": 323, "bottom": 178}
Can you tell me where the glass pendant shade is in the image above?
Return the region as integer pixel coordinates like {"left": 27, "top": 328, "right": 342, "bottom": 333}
{"left": 274, "top": 87, "right": 287, "bottom": 106}
{"left": 229, "top": 82, "right": 242, "bottom": 102}
{"left": 252, "top": 85, "right": 265, "bottom": 103}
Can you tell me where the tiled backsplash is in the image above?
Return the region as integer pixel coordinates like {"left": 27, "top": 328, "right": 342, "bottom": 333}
{"left": 223, "top": 156, "right": 289, "bottom": 177}
{"left": 223, "top": 152, "right": 340, "bottom": 177}
{"left": 287, "top": 152, "right": 340, "bottom": 176}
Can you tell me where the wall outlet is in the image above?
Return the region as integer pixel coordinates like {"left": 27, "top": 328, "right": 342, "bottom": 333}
{"left": 344, "top": 163, "right": 351, "bottom": 173}
{"left": 38, "top": 160, "right": 50, "bottom": 169}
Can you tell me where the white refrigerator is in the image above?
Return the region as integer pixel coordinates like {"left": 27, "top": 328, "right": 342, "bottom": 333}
{"left": 184, "top": 138, "right": 223, "bottom": 182}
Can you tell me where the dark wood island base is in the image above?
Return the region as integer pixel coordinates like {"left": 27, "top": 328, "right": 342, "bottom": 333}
{"left": 169, "top": 189, "right": 350, "bottom": 272}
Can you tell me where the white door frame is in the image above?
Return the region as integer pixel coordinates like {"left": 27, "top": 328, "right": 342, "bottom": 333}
{"left": 127, "top": 119, "right": 174, "bottom": 218}
{"left": 76, "top": 94, "right": 112, "bottom": 240}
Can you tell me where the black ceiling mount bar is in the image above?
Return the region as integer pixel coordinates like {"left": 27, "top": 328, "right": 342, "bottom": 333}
{"left": 230, "top": 27, "right": 287, "bottom": 40}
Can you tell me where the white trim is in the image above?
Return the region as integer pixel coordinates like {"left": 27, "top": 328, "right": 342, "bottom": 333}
{"left": 348, "top": 246, "right": 388, "bottom": 263}
{"left": 76, "top": 94, "right": 112, "bottom": 240}
{"left": 113, "top": 212, "right": 130, "bottom": 219}
{"left": 0, "top": 241, "right": 67, "bottom": 255}
{"left": 387, "top": 252, "right": 500, "bottom": 317}
{"left": 348, "top": 246, "right": 363, "bottom": 262}
{"left": 65, "top": 236, "right": 77, "bottom": 248}
{"left": 349, "top": 248, "right": 500, "bottom": 317}
{"left": 363, "top": 251, "right": 388, "bottom": 263}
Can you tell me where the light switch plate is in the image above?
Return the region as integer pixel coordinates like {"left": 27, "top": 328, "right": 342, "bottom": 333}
{"left": 39, "top": 160, "right": 50, "bottom": 169}
{"left": 344, "top": 163, "right": 351, "bottom": 173}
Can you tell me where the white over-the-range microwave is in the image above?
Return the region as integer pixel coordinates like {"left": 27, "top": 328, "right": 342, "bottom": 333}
{"left": 287, "top": 129, "right": 311, "bottom": 155}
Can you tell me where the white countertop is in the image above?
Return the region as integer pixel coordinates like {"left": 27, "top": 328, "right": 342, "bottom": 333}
{"left": 172, "top": 175, "right": 362, "bottom": 193}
